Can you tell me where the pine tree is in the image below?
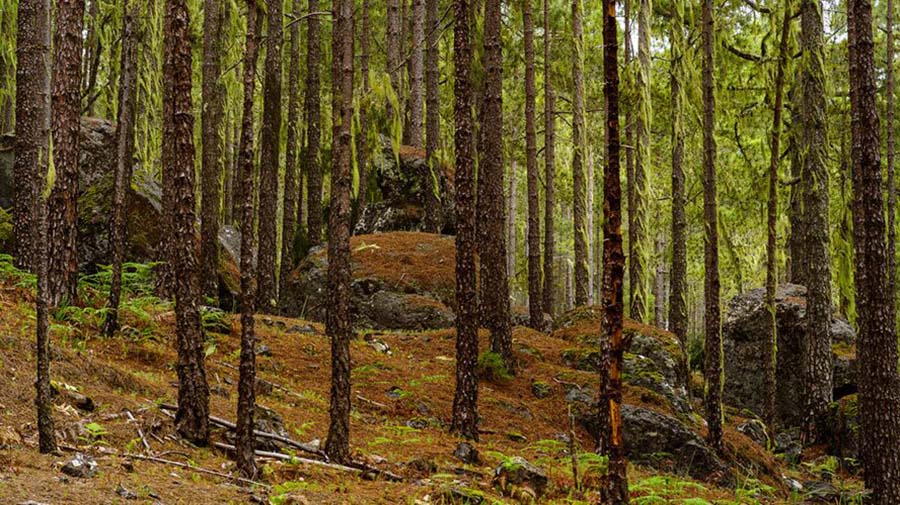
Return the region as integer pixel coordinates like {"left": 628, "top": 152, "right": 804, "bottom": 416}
{"left": 12, "top": 0, "right": 50, "bottom": 273}
{"left": 524, "top": 0, "right": 543, "bottom": 328}
{"left": 600, "top": 0, "right": 629, "bottom": 500}
{"left": 279, "top": 0, "right": 303, "bottom": 308}
{"left": 200, "top": 0, "right": 226, "bottom": 300}
{"left": 163, "top": 0, "right": 210, "bottom": 446}
{"left": 325, "top": 0, "right": 355, "bottom": 464}
{"left": 701, "top": 0, "right": 723, "bottom": 453}
{"left": 424, "top": 0, "right": 442, "bottom": 233}
{"left": 848, "top": 0, "right": 900, "bottom": 499}
{"left": 104, "top": 0, "right": 140, "bottom": 337}
{"left": 47, "top": 0, "right": 85, "bottom": 308}
{"left": 542, "top": 0, "right": 556, "bottom": 320}
{"left": 408, "top": 0, "right": 425, "bottom": 148}
{"left": 886, "top": 0, "right": 897, "bottom": 326}
{"left": 356, "top": 0, "right": 372, "bottom": 226}
{"left": 450, "top": 0, "right": 479, "bottom": 441}
{"left": 571, "top": 0, "right": 589, "bottom": 307}
{"left": 305, "top": 0, "right": 323, "bottom": 246}
{"left": 629, "top": 0, "right": 651, "bottom": 322}
{"left": 236, "top": 0, "right": 262, "bottom": 478}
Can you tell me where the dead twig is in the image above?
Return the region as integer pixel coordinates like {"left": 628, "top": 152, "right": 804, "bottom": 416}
{"left": 124, "top": 452, "right": 270, "bottom": 489}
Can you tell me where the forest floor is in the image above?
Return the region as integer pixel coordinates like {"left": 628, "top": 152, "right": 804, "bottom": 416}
{"left": 0, "top": 265, "right": 864, "bottom": 504}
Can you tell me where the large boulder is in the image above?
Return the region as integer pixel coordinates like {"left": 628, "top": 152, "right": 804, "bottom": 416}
{"left": 283, "top": 232, "right": 456, "bottom": 330}
{"left": 723, "top": 284, "right": 856, "bottom": 427}
{"left": 354, "top": 141, "right": 455, "bottom": 235}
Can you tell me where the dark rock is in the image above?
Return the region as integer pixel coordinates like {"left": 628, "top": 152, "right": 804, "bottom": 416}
{"left": 287, "top": 324, "right": 316, "bottom": 335}
{"left": 61, "top": 453, "right": 98, "bottom": 479}
{"left": 530, "top": 380, "right": 551, "bottom": 399}
{"left": 60, "top": 390, "right": 95, "bottom": 412}
{"left": 386, "top": 386, "right": 403, "bottom": 399}
{"left": 803, "top": 480, "right": 840, "bottom": 502}
{"left": 492, "top": 456, "right": 548, "bottom": 498}
{"left": 408, "top": 457, "right": 437, "bottom": 474}
{"left": 115, "top": 483, "right": 139, "bottom": 500}
{"left": 774, "top": 427, "right": 803, "bottom": 465}
{"left": 829, "top": 394, "right": 859, "bottom": 462}
{"left": 736, "top": 419, "right": 769, "bottom": 447}
{"left": 453, "top": 442, "right": 480, "bottom": 465}
{"left": 364, "top": 335, "right": 392, "bottom": 354}
{"left": 255, "top": 344, "right": 272, "bottom": 357}
{"left": 723, "top": 284, "right": 857, "bottom": 427}
{"left": 355, "top": 140, "right": 456, "bottom": 235}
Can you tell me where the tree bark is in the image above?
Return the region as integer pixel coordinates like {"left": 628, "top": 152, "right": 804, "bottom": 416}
{"left": 668, "top": 0, "right": 689, "bottom": 387}
{"left": 886, "top": 0, "right": 897, "bottom": 330}
{"left": 305, "top": 0, "right": 323, "bottom": 246}
{"left": 764, "top": 0, "right": 791, "bottom": 431}
{"left": 236, "top": 0, "right": 262, "bottom": 478}
{"left": 408, "top": 0, "right": 425, "bottom": 148}
{"left": 104, "top": 0, "right": 140, "bottom": 337}
{"left": 163, "top": 0, "right": 210, "bottom": 446}
{"left": 600, "top": 0, "right": 630, "bottom": 500}
{"left": 848, "top": 0, "right": 900, "bottom": 500}
{"left": 701, "top": 0, "right": 723, "bottom": 453}
{"left": 279, "top": 0, "right": 303, "bottom": 309}
{"left": 624, "top": 0, "right": 637, "bottom": 320}
{"left": 47, "top": 0, "right": 85, "bottom": 308}
{"left": 479, "top": 0, "right": 513, "bottom": 372}
{"left": 12, "top": 0, "right": 50, "bottom": 273}
{"left": 523, "top": 0, "right": 543, "bottom": 328}
{"left": 325, "top": 0, "right": 354, "bottom": 464}
{"left": 424, "top": 0, "right": 442, "bottom": 233}
{"left": 257, "top": 0, "right": 284, "bottom": 311}
{"left": 200, "top": 0, "right": 227, "bottom": 300}
{"left": 542, "top": 0, "right": 556, "bottom": 320}
{"left": 629, "top": 0, "right": 651, "bottom": 322}
{"left": 450, "top": 0, "right": 479, "bottom": 441}
{"left": 387, "top": 0, "right": 402, "bottom": 120}
{"left": 508, "top": 160, "right": 518, "bottom": 291}
{"left": 572, "top": 0, "right": 589, "bottom": 307}
{"left": 355, "top": 0, "right": 371, "bottom": 229}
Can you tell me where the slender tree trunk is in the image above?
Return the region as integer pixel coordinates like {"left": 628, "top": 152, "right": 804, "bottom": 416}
{"left": 355, "top": 0, "right": 371, "bottom": 228}
{"left": 508, "top": 160, "right": 518, "bottom": 289}
{"left": 235, "top": 0, "right": 262, "bottom": 478}
{"left": 305, "top": 0, "right": 323, "bottom": 246}
{"left": 799, "top": 0, "right": 833, "bottom": 443}
{"left": 479, "top": 0, "right": 513, "bottom": 372}
{"left": 588, "top": 149, "right": 595, "bottom": 303}
{"left": 764, "top": 0, "right": 791, "bottom": 431}
{"left": 701, "top": 0, "right": 723, "bottom": 453}
{"left": 600, "top": 0, "right": 629, "bottom": 500}
{"left": 886, "top": 0, "right": 897, "bottom": 328}
{"left": 629, "top": 0, "right": 650, "bottom": 322}
{"left": 231, "top": 110, "right": 243, "bottom": 226}
{"left": 17, "top": 0, "right": 55, "bottom": 453}
{"left": 624, "top": 0, "right": 637, "bottom": 319}
{"left": 163, "top": 0, "right": 210, "bottom": 446}
{"left": 424, "top": 0, "right": 442, "bottom": 233}
{"left": 787, "top": 85, "right": 807, "bottom": 286}
{"left": 81, "top": 0, "right": 100, "bottom": 117}
{"left": 451, "top": 0, "right": 479, "bottom": 441}
{"left": 668, "top": 0, "right": 689, "bottom": 387}
{"left": 47, "top": 0, "right": 85, "bottom": 308}
{"left": 542, "top": 0, "right": 556, "bottom": 320}
{"left": 104, "top": 0, "right": 140, "bottom": 337}
{"left": 848, "top": 0, "right": 900, "bottom": 500}
{"left": 387, "top": 0, "right": 402, "bottom": 119}
{"left": 224, "top": 113, "right": 234, "bottom": 225}
{"left": 279, "top": 0, "right": 303, "bottom": 309}
{"left": 572, "top": 0, "right": 589, "bottom": 307}
{"left": 257, "top": 0, "right": 284, "bottom": 311}
{"left": 524, "top": 0, "right": 543, "bottom": 328}
{"left": 325, "top": 0, "right": 355, "bottom": 464}
{"left": 200, "top": 0, "right": 226, "bottom": 300}
{"left": 407, "top": 0, "right": 425, "bottom": 148}
{"left": 653, "top": 233, "right": 665, "bottom": 328}
{"left": 13, "top": 0, "right": 50, "bottom": 273}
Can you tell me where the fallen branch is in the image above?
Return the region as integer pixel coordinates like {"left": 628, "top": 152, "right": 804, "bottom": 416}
{"left": 158, "top": 403, "right": 327, "bottom": 460}
{"left": 124, "top": 452, "right": 269, "bottom": 489}
{"left": 355, "top": 393, "right": 389, "bottom": 410}
{"left": 217, "top": 361, "right": 306, "bottom": 401}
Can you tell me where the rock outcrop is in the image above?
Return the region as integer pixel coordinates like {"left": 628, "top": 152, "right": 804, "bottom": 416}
{"left": 723, "top": 284, "right": 856, "bottom": 427}
{"left": 354, "top": 141, "right": 455, "bottom": 235}
{"left": 283, "top": 232, "right": 456, "bottom": 330}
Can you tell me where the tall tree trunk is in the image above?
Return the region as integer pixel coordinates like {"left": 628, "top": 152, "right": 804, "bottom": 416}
{"left": 451, "top": 0, "right": 479, "bottom": 441}
{"left": 104, "top": 0, "right": 140, "bottom": 337}
{"left": 81, "top": 0, "right": 101, "bottom": 117}
{"left": 17, "top": 0, "right": 55, "bottom": 453}
{"left": 524, "top": 0, "right": 543, "bottom": 328}
{"left": 47, "top": 0, "right": 85, "bottom": 308}
{"left": 279, "top": 0, "right": 303, "bottom": 309}
{"left": 887, "top": 0, "right": 897, "bottom": 328}
{"left": 624, "top": 0, "right": 637, "bottom": 319}
{"left": 235, "top": 0, "right": 262, "bottom": 478}
{"left": 305, "top": 0, "right": 323, "bottom": 246}
{"left": 701, "top": 0, "right": 723, "bottom": 453}
{"left": 542, "top": 0, "right": 556, "bottom": 320}
{"left": 600, "top": 0, "right": 630, "bottom": 500}
{"left": 200, "top": 0, "right": 226, "bottom": 300}
{"left": 424, "top": 0, "right": 442, "bottom": 233}
{"left": 230, "top": 110, "right": 242, "bottom": 226}
{"left": 257, "top": 0, "right": 284, "bottom": 311}
{"left": 407, "top": 0, "right": 425, "bottom": 148}
{"left": 668, "top": 0, "right": 689, "bottom": 387}
{"left": 224, "top": 112, "right": 235, "bottom": 225}
{"left": 479, "top": 0, "right": 513, "bottom": 372}
{"left": 630, "top": 0, "right": 651, "bottom": 322}
{"left": 13, "top": 0, "right": 51, "bottom": 273}
{"left": 572, "top": 0, "right": 589, "bottom": 307}
{"left": 799, "top": 0, "right": 833, "bottom": 442}
{"left": 508, "top": 160, "right": 518, "bottom": 290}
{"left": 355, "top": 0, "right": 371, "bottom": 228}
{"left": 163, "top": 0, "right": 210, "bottom": 446}
{"left": 787, "top": 85, "right": 807, "bottom": 285}
{"left": 653, "top": 233, "right": 665, "bottom": 328}
{"left": 325, "top": 0, "right": 354, "bottom": 464}
{"left": 848, "top": 0, "right": 900, "bottom": 500}
{"left": 387, "top": 0, "right": 402, "bottom": 119}
{"left": 764, "top": 0, "right": 791, "bottom": 430}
